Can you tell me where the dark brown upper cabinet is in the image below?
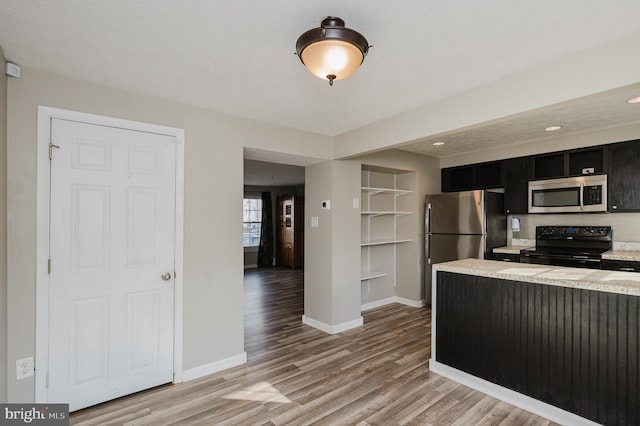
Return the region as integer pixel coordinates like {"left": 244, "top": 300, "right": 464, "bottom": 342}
{"left": 503, "top": 157, "right": 532, "bottom": 214}
{"left": 608, "top": 140, "right": 640, "bottom": 212}
{"left": 440, "top": 139, "right": 640, "bottom": 214}
{"left": 441, "top": 161, "right": 502, "bottom": 192}
{"left": 532, "top": 147, "right": 604, "bottom": 180}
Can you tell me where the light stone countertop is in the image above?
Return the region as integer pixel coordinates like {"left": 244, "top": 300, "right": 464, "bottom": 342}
{"left": 602, "top": 250, "right": 640, "bottom": 262}
{"left": 433, "top": 258, "right": 640, "bottom": 297}
{"left": 492, "top": 246, "right": 533, "bottom": 255}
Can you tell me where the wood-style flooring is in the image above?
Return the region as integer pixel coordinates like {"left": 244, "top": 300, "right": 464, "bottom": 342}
{"left": 71, "top": 267, "right": 557, "bottom": 425}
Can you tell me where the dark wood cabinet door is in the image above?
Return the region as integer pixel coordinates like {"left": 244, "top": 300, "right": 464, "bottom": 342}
{"left": 441, "top": 166, "right": 473, "bottom": 192}
{"left": 533, "top": 153, "right": 564, "bottom": 179}
{"left": 609, "top": 140, "right": 640, "bottom": 212}
{"left": 275, "top": 195, "right": 304, "bottom": 267}
{"left": 474, "top": 161, "right": 503, "bottom": 189}
{"left": 503, "top": 157, "right": 531, "bottom": 214}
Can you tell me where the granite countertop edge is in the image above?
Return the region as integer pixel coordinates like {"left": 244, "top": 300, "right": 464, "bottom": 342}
{"left": 493, "top": 245, "right": 532, "bottom": 254}
{"left": 433, "top": 258, "right": 640, "bottom": 297}
{"left": 602, "top": 250, "right": 640, "bottom": 262}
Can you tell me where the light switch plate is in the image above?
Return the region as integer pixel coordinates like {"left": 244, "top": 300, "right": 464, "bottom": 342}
{"left": 353, "top": 198, "right": 359, "bottom": 209}
{"left": 311, "top": 216, "right": 319, "bottom": 228}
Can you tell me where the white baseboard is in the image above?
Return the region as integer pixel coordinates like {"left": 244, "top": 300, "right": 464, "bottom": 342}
{"left": 244, "top": 264, "right": 257, "bottom": 269}
{"left": 361, "top": 297, "right": 396, "bottom": 311}
{"left": 361, "top": 296, "right": 425, "bottom": 311}
{"left": 182, "top": 352, "right": 247, "bottom": 382}
{"left": 302, "top": 315, "right": 363, "bottom": 334}
{"left": 395, "top": 296, "right": 425, "bottom": 308}
{"left": 429, "top": 360, "right": 598, "bottom": 426}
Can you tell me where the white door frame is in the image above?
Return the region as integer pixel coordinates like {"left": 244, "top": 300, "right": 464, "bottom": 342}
{"left": 35, "top": 106, "right": 185, "bottom": 402}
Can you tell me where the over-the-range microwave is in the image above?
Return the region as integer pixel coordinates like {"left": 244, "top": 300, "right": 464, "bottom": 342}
{"left": 528, "top": 174, "right": 607, "bottom": 213}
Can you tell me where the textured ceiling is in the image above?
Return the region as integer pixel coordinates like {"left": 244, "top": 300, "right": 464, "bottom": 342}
{"left": 1, "top": 0, "right": 640, "bottom": 145}
{"left": 399, "top": 83, "right": 640, "bottom": 158}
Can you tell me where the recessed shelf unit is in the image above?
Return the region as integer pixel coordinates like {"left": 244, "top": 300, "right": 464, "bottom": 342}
{"left": 360, "top": 165, "right": 417, "bottom": 308}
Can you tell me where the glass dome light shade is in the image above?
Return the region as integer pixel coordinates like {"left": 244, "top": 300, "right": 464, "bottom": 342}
{"left": 300, "top": 39, "right": 364, "bottom": 81}
{"left": 296, "top": 17, "right": 369, "bottom": 85}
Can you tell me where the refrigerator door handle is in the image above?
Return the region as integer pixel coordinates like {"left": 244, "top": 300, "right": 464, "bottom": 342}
{"left": 425, "top": 202, "right": 432, "bottom": 264}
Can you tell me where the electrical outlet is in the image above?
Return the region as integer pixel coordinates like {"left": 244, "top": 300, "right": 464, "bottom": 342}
{"left": 16, "top": 357, "right": 34, "bottom": 380}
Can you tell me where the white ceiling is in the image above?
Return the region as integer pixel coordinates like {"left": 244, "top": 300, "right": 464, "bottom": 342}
{"left": 1, "top": 0, "right": 640, "bottom": 162}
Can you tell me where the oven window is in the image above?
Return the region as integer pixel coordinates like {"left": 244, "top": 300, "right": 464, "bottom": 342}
{"left": 532, "top": 188, "right": 580, "bottom": 207}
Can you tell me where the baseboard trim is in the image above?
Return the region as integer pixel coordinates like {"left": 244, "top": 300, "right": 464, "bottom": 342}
{"left": 182, "top": 352, "right": 247, "bottom": 382}
{"left": 302, "top": 315, "right": 363, "bottom": 334}
{"left": 361, "top": 296, "right": 425, "bottom": 311}
{"left": 395, "top": 296, "right": 425, "bottom": 308}
{"left": 361, "top": 297, "right": 396, "bottom": 311}
{"left": 429, "top": 360, "right": 598, "bottom": 426}
{"left": 244, "top": 264, "right": 257, "bottom": 269}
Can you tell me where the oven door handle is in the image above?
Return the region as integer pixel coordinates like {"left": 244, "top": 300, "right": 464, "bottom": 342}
{"left": 579, "top": 183, "right": 585, "bottom": 211}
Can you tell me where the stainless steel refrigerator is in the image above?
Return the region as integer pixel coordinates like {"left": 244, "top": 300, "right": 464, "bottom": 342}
{"left": 424, "top": 190, "right": 506, "bottom": 304}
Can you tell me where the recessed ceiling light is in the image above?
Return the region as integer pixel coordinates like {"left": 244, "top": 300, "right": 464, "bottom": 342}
{"left": 626, "top": 96, "right": 640, "bottom": 104}
{"left": 545, "top": 125, "right": 562, "bottom": 132}
{"left": 432, "top": 141, "right": 445, "bottom": 146}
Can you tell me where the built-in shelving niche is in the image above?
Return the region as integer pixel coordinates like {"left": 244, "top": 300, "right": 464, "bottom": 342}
{"left": 361, "top": 165, "right": 416, "bottom": 309}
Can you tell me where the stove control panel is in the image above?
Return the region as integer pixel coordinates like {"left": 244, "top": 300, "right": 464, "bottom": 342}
{"left": 536, "top": 226, "right": 612, "bottom": 241}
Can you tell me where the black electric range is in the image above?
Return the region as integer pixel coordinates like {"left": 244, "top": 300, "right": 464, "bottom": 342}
{"left": 519, "top": 225, "right": 612, "bottom": 269}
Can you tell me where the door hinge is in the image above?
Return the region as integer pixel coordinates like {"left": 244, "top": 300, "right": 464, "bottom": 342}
{"left": 48, "top": 143, "right": 60, "bottom": 160}
{"left": 48, "top": 259, "right": 51, "bottom": 274}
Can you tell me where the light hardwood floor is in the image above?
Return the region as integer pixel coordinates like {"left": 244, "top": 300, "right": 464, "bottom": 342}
{"left": 71, "top": 267, "right": 557, "bottom": 425}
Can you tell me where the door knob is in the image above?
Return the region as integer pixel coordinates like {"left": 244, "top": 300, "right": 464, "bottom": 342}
{"left": 161, "top": 272, "right": 172, "bottom": 281}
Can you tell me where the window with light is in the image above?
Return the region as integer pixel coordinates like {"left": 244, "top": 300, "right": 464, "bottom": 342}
{"left": 243, "top": 198, "right": 262, "bottom": 247}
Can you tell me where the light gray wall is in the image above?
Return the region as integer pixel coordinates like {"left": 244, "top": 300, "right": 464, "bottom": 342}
{"left": 304, "top": 162, "right": 333, "bottom": 325}
{"left": 1, "top": 46, "right": 9, "bottom": 403}
{"left": 330, "top": 160, "right": 361, "bottom": 325}
{"left": 304, "top": 160, "right": 361, "bottom": 327}
{"left": 5, "top": 67, "right": 332, "bottom": 402}
{"left": 355, "top": 150, "right": 441, "bottom": 301}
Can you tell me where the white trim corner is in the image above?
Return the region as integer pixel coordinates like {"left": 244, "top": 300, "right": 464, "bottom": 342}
{"left": 182, "top": 352, "right": 247, "bottom": 382}
{"left": 302, "top": 315, "right": 363, "bottom": 334}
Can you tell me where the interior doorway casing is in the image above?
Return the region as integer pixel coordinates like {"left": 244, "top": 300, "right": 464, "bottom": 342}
{"left": 35, "top": 106, "right": 185, "bottom": 403}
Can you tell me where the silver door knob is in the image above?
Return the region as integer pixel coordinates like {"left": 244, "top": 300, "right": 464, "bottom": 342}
{"left": 161, "top": 272, "right": 172, "bottom": 281}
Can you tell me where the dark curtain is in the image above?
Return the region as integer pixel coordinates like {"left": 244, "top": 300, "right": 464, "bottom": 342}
{"left": 257, "top": 191, "right": 274, "bottom": 267}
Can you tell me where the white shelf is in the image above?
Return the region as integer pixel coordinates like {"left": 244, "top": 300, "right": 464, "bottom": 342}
{"left": 361, "top": 186, "right": 413, "bottom": 196}
{"left": 360, "top": 270, "right": 388, "bottom": 281}
{"left": 361, "top": 211, "right": 413, "bottom": 217}
{"left": 361, "top": 238, "right": 413, "bottom": 247}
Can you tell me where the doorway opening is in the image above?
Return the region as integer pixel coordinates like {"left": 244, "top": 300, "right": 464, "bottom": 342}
{"left": 242, "top": 149, "right": 319, "bottom": 359}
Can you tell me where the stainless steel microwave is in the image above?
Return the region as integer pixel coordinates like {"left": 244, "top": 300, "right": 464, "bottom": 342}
{"left": 528, "top": 174, "right": 607, "bottom": 213}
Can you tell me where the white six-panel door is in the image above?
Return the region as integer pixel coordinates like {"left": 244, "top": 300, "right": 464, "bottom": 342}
{"left": 48, "top": 118, "right": 176, "bottom": 411}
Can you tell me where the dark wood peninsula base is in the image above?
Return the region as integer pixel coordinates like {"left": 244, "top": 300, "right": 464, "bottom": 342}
{"left": 431, "top": 260, "right": 640, "bottom": 425}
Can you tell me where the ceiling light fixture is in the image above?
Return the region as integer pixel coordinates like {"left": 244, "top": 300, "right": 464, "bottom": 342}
{"left": 545, "top": 125, "right": 562, "bottom": 132}
{"left": 626, "top": 96, "right": 640, "bottom": 104}
{"left": 432, "top": 141, "right": 445, "bottom": 146}
{"left": 296, "top": 16, "right": 370, "bottom": 86}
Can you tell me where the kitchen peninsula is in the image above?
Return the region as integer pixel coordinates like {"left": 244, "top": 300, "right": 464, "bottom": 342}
{"left": 430, "top": 259, "right": 640, "bottom": 425}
